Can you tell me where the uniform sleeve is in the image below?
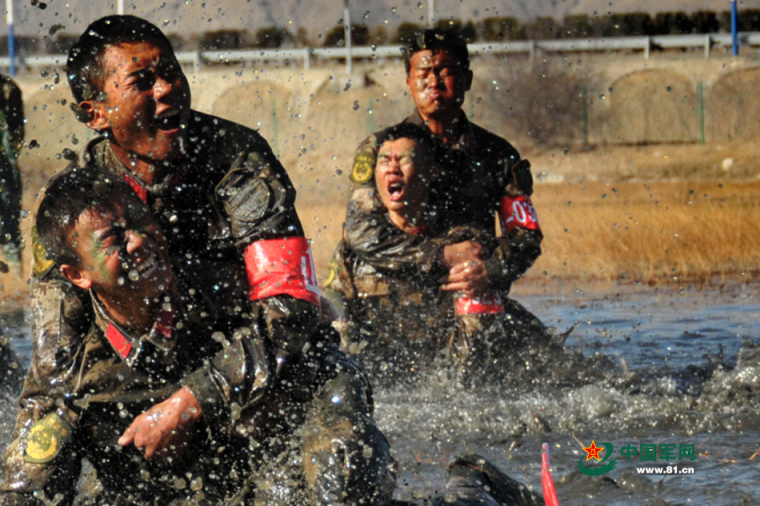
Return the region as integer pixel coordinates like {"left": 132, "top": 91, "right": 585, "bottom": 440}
{"left": 0, "top": 406, "right": 81, "bottom": 506}
{"left": 0, "top": 278, "right": 86, "bottom": 506}
{"left": 343, "top": 136, "right": 447, "bottom": 275}
{"left": 188, "top": 133, "right": 320, "bottom": 427}
{"left": 181, "top": 326, "right": 274, "bottom": 430}
{"left": 484, "top": 158, "right": 543, "bottom": 293}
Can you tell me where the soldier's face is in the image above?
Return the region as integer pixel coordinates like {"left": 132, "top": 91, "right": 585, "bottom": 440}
{"left": 83, "top": 41, "right": 191, "bottom": 163}
{"left": 406, "top": 49, "right": 472, "bottom": 121}
{"left": 63, "top": 195, "right": 171, "bottom": 302}
{"left": 375, "top": 138, "right": 430, "bottom": 214}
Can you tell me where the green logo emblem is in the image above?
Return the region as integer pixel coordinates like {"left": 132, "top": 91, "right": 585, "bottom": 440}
{"left": 578, "top": 441, "right": 617, "bottom": 476}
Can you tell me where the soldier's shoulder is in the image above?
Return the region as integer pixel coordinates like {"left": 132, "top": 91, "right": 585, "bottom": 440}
{"left": 470, "top": 121, "right": 521, "bottom": 160}
{"left": 350, "top": 131, "right": 382, "bottom": 186}
{"left": 189, "top": 111, "right": 271, "bottom": 152}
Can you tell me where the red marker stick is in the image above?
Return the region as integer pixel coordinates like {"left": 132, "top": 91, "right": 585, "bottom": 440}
{"left": 542, "top": 443, "right": 560, "bottom": 506}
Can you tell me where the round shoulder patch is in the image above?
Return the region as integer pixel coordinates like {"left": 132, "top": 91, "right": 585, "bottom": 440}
{"left": 350, "top": 152, "right": 375, "bottom": 185}
{"left": 32, "top": 227, "right": 55, "bottom": 279}
{"left": 24, "top": 412, "right": 73, "bottom": 464}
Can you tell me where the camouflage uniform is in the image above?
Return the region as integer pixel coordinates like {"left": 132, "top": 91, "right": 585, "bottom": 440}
{"left": 344, "top": 111, "right": 542, "bottom": 294}
{"left": 325, "top": 225, "right": 451, "bottom": 383}
{"left": 327, "top": 222, "right": 526, "bottom": 384}
{"left": 0, "top": 287, "right": 241, "bottom": 505}
{"left": 330, "top": 112, "right": 544, "bottom": 380}
{"left": 0, "top": 75, "right": 24, "bottom": 257}
{"left": 14, "top": 112, "right": 395, "bottom": 505}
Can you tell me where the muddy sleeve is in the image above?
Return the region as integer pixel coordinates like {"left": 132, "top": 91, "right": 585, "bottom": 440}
{"left": 192, "top": 140, "right": 319, "bottom": 427}
{"left": 483, "top": 158, "right": 543, "bottom": 293}
{"left": 0, "top": 325, "right": 84, "bottom": 506}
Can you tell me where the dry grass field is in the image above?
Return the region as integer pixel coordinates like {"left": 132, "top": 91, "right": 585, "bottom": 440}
{"left": 3, "top": 142, "right": 760, "bottom": 310}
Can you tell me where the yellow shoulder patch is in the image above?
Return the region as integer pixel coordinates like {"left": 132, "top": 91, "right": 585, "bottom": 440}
{"left": 24, "top": 412, "right": 72, "bottom": 464}
{"left": 32, "top": 227, "right": 55, "bottom": 279}
{"left": 350, "top": 152, "right": 375, "bottom": 185}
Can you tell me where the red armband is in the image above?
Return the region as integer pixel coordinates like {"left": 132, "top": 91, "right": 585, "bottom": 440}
{"left": 500, "top": 196, "right": 541, "bottom": 234}
{"left": 455, "top": 293, "right": 505, "bottom": 316}
{"left": 244, "top": 237, "right": 321, "bottom": 306}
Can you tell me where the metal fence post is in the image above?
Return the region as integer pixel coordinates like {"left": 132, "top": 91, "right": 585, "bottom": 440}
{"left": 732, "top": 0, "right": 739, "bottom": 56}
{"left": 704, "top": 34, "right": 711, "bottom": 58}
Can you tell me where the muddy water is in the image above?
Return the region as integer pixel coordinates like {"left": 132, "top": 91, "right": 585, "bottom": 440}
{"left": 1, "top": 285, "right": 758, "bottom": 505}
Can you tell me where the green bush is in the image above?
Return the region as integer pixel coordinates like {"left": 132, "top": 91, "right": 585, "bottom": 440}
{"left": 478, "top": 17, "right": 519, "bottom": 41}
{"left": 323, "top": 24, "right": 370, "bottom": 47}
{"left": 561, "top": 15, "right": 594, "bottom": 38}
{"left": 254, "top": 27, "right": 294, "bottom": 49}
{"left": 519, "top": 17, "right": 559, "bottom": 40}
{"left": 691, "top": 11, "right": 720, "bottom": 33}
{"left": 395, "top": 22, "right": 425, "bottom": 44}
{"left": 200, "top": 30, "right": 247, "bottom": 50}
{"left": 653, "top": 12, "right": 694, "bottom": 35}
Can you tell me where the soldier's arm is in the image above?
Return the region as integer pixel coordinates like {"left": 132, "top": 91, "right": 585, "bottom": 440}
{"left": 483, "top": 158, "right": 543, "bottom": 293}
{"left": 179, "top": 137, "right": 320, "bottom": 429}
{"left": 0, "top": 297, "right": 84, "bottom": 506}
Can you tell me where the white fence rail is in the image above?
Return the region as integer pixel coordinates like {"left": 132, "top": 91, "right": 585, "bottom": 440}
{"left": 5, "top": 32, "right": 760, "bottom": 73}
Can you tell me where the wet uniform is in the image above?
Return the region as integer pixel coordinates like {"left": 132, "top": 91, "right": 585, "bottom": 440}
{"left": 0, "top": 287, "right": 239, "bottom": 505}
{"left": 325, "top": 220, "right": 451, "bottom": 383}
{"left": 328, "top": 112, "right": 543, "bottom": 380}
{"left": 8, "top": 112, "right": 395, "bottom": 505}
{"left": 343, "top": 110, "right": 542, "bottom": 295}
{"left": 0, "top": 75, "right": 24, "bottom": 256}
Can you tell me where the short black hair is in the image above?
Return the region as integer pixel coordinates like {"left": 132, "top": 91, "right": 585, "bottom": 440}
{"left": 403, "top": 28, "right": 470, "bottom": 75}
{"left": 67, "top": 15, "right": 175, "bottom": 104}
{"left": 376, "top": 123, "right": 439, "bottom": 157}
{"left": 36, "top": 169, "right": 144, "bottom": 266}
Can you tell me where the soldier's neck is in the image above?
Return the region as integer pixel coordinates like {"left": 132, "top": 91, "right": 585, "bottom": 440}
{"left": 421, "top": 108, "right": 463, "bottom": 147}
{"left": 388, "top": 205, "right": 426, "bottom": 234}
{"left": 109, "top": 142, "right": 173, "bottom": 185}
{"left": 99, "top": 291, "right": 159, "bottom": 336}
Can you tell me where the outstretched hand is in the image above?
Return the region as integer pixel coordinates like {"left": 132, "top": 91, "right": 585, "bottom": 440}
{"left": 118, "top": 386, "right": 202, "bottom": 459}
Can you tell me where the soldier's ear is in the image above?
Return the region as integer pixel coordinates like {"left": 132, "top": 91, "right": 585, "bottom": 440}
{"left": 80, "top": 100, "right": 109, "bottom": 131}
{"left": 465, "top": 69, "right": 473, "bottom": 92}
{"left": 60, "top": 264, "right": 93, "bottom": 290}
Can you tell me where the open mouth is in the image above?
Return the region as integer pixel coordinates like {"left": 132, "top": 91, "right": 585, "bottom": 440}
{"left": 135, "top": 251, "right": 161, "bottom": 279}
{"left": 156, "top": 109, "right": 182, "bottom": 132}
{"left": 387, "top": 181, "right": 406, "bottom": 201}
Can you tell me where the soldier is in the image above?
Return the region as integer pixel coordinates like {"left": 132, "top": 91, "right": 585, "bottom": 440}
{"left": 1, "top": 169, "right": 395, "bottom": 505}
{"left": 328, "top": 124, "right": 526, "bottom": 384}
{"left": 19, "top": 15, "right": 395, "bottom": 505}
{"left": 0, "top": 74, "right": 24, "bottom": 272}
{"left": 326, "top": 124, "right": 447, "bottom": 382}
{"left": 340, "top": 29, "right": 546, "bottom": 366}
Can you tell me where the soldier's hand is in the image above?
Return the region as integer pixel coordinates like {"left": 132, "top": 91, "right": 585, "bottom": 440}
{"left": 442, "top": 241, "right": 482, "bottom": 268}
{"left": 442, "top": 259, "right": 490, "bottom": 296}
{"left": 118, "top": 386, "right": 202, "bottom": 459}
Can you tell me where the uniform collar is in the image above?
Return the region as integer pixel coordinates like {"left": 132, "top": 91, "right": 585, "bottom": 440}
{"left": 405, "top": 109, "right": 476, "bottom": 153}
{"left": 90, "top": 289, "right": 177, "bottom": 367}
